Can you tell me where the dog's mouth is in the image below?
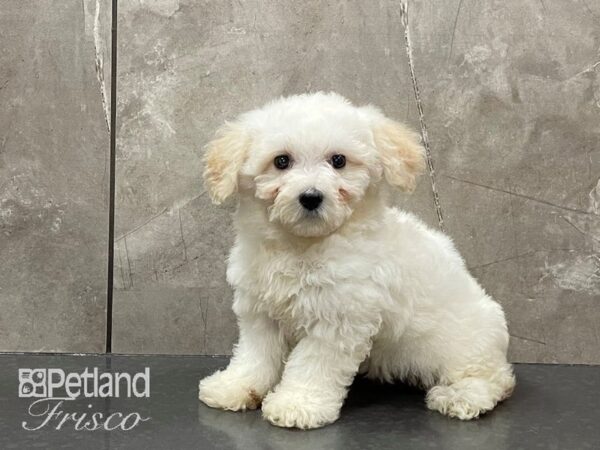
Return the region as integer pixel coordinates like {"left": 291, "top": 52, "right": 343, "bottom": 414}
{"left": 301, "top": 209, "right": 322, "bottom": 219}
{"left": 266, "top": 193, "right": 351, "bottom": 238}
{"left": 285, "top": 209, "right": 349, "bottom": 238}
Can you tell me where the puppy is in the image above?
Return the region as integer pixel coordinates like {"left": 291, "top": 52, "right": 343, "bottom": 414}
{"left": 198, "top": 92, "right": 515, "bottom": 429}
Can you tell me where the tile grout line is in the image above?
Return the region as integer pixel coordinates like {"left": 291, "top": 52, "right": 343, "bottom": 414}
{"left": 400, "top": 1, "right": 445, "bottom": 232}
{"left": 106, "top": 0, "right": 118, "bottom": 354}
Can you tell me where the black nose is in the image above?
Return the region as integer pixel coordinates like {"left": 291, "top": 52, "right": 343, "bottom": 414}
{"left": 299, "top": 190, "right": 323, "bottom": 211}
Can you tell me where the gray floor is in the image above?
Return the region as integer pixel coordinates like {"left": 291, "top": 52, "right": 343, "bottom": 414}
{"left": 0, "top": 355, "right": 598, "bottom": 449}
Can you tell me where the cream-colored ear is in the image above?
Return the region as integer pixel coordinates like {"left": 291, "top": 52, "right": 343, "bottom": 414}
{"left": 372, "top": 119, "right": 426, "bottom": 191}
{"left": 203, "top": 122, "right": 250, "bottom": 204}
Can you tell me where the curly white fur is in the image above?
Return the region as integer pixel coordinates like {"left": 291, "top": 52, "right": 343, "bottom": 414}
{"left": 199, "top": 92, "right": 515, "bottom": 429}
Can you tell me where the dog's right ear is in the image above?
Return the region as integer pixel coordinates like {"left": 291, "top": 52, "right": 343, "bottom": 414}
{"left": 203, "top": 122, "right": 251, "bottom": 204}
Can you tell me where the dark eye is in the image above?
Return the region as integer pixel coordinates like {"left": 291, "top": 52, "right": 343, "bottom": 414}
{"left": 330, "top": 154, "right": 346, "bottom": 169}
{"left": 274, "top": 154, "right": 291, "bottom": 170}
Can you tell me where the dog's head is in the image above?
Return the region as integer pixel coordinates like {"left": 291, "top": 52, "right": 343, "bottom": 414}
{"left": 204, "top": 92, "right": 425, "bottom": 237}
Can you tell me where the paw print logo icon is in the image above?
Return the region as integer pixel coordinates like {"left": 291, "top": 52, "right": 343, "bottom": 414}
{"left": 18, "top": 369, "right": 47, "bottom": 398}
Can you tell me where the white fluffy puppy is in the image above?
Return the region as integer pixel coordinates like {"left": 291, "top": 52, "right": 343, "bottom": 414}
{"left": 198, "top": 92, "right": 515, "bottom": 429}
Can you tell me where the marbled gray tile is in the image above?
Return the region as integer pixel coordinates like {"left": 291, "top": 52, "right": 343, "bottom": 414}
{"left": 115, "top": 0, "right": 599, "bottom": 362}
{"left": 113, "top": 0, "right": 437, "bottom": 355}
{"left": 112, "top": 286, "right": 237, "bottom": 355}
{"left": 409, "top": 0, "right": 600, "bottom": 363}
{"left": 0, "top": 0, "right": 111, "bottom": 352}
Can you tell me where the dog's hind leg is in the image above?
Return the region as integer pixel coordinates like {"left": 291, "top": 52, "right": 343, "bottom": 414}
{"left": 425, "top": 362, "right": 515, "bottom": 420}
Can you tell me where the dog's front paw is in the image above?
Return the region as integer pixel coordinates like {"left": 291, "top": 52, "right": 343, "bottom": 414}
{"left": 426, "top": 383, "right": 495, "bottom": 420}
{"left": 261, "top": 388, "right": 341, "bottom": 429}
{"left": 199, "top": 370, "right": 263, "bottom": 411}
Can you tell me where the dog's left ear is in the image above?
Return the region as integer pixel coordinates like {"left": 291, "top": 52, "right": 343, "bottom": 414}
{"left": 364, "top": 108, "right": 426, "bottom": 191}
{"left": 203, "top": 122, "right": 251, "bottom": 204}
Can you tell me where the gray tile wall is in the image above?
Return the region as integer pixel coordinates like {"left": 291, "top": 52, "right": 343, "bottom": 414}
{"left": 0, "top": 0, "right": 111, "bottom": 352}
{"left": 410, "top": 0, "right": 600, "bottom": 364}
{"left": 112, "top": 0, "right": 437, "bottom": 355}
{"left": 1, "top": 0, "right": 598, "bottom": 363}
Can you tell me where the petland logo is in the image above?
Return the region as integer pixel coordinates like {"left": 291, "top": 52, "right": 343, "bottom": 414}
{"left": 18, "top": 368, "right": 151, "bottom": 431}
